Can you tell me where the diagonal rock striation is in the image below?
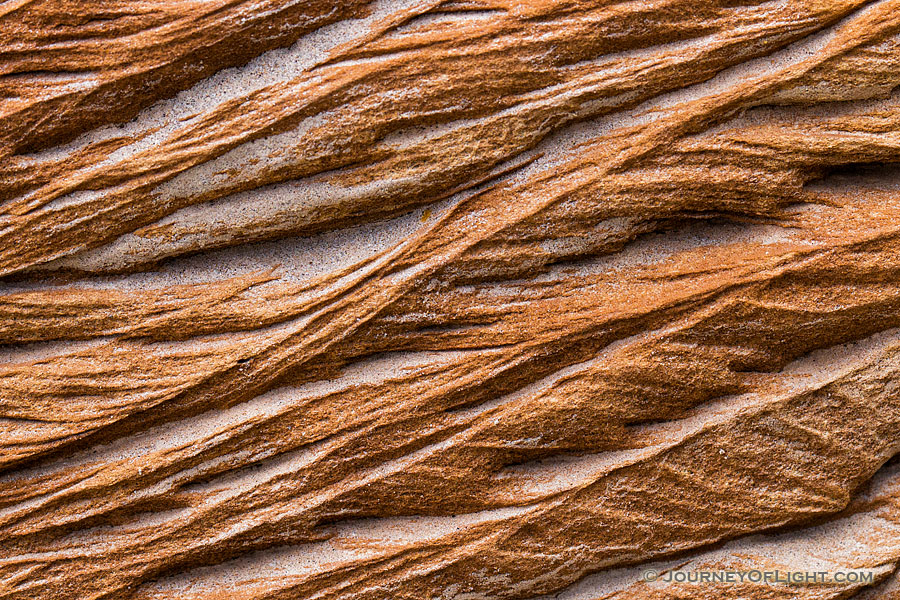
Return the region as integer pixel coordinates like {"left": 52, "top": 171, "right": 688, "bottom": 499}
{"left": 3, "top": 1, "right": 900, "bottom": 599}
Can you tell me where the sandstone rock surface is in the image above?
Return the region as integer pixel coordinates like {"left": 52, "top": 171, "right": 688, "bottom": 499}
{"left": 3, "top": 1, "right": 900, "bottom": 599}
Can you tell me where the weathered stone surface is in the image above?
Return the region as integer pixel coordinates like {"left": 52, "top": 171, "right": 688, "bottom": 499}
{"left": 2, "top": 1, "right": 900, "bottom": 599}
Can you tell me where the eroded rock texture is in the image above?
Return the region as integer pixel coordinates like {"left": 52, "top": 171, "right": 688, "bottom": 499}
{"left": 3, "top": 1, "right": 900, "bottom": 599}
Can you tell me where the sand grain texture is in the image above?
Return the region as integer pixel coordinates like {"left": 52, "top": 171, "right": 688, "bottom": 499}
{"left": 3, "top": 1, "right": 900, "bottom": 599}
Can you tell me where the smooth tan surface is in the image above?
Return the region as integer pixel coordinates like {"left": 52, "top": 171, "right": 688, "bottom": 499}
{"left": 3, "top": 1, "right": 900, "bottom": 599}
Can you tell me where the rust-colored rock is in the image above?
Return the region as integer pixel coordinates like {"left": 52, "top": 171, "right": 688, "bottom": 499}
{"left": 3, "top": 1, "right": 900, "bottom": 599}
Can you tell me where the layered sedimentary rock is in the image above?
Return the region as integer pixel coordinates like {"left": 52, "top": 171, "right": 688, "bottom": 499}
{"left": 3, "top": 1, "right": 900, "bottom": 599}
